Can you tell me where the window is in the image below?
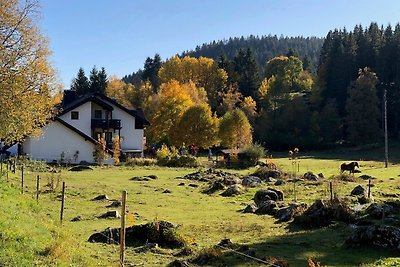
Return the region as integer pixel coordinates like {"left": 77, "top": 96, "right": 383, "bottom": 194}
{"left": 94, "top": 110, "right": 102, "bottom": 119}
{"left": 71, "top": 111, "right": 79, "bottom": 120}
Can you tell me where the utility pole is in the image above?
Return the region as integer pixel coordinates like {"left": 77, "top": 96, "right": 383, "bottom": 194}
{"left": 384, "top": 88, "right": 388, "bottom": 168}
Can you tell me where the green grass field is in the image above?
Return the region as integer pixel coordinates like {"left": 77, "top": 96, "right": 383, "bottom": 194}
{"left": 1, "top": 147, "right": 400, "bottom": 266}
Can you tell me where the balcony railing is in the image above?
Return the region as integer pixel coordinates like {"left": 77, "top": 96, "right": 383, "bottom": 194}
{"left": 91, "top": 119, "right": 121, "bottom": 129}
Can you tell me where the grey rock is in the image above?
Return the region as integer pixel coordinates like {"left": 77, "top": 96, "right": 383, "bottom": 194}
{"left": 351, "top": 185, "right": 366, "bottom": 196}
{"left": 221, "top": 184, "right": 243, "bottom": 197}
{"left": 242, "top": 176, "right": 262, "bottom": 187}
{"left": 243, "top": 204, "right": 257, "bottom": 213}
{"left": 255, "top": 200, "right": 277, "bottom": 215}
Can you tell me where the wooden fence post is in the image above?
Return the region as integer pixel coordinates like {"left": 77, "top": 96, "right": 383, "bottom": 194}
{"left": 36, "top": 175, "right": 40, "bottom": 203}
{"left": 368, "top": 179, "right": 371, "bottom": 199}
{"left": 329, "top": 182, "right": 333, "bottom": 201}
{"left": 60, "top": 182, "right": 65, "bottom": 223}
{"left": 21, "top": 165, "right": 24, "bottom": 194}
{"left": 1, "top": 157, "right": 3, "bottom": 177}
{"left": 120, "top": 190, "right": 127, "bottom": 267}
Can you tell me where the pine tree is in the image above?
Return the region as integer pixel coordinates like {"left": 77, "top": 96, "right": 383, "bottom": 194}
{"left": 233, "top": 48, "right": 260, "bottom": 98}
{"left": 142, "top": 54, "right": 162, "bottom": 91}
{"left": 89, "top": 66, "right": 100, "bottom": 94}
{"left": 97, "top": 67, "right": 108, "bottom": 94}
{"left": 346, "top": 67, "right": 381, "bottom": 144}
{"left": 71, "top": 67, "right": 90, "bottom": 96}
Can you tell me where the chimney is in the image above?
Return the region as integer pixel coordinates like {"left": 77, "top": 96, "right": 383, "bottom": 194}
{"left": 62, "top": 90, "right": 77, "bottom": 106}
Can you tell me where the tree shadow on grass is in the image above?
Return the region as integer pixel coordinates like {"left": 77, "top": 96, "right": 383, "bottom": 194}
{"left": 219, "top": 223, "right": 399, "bottom": 267}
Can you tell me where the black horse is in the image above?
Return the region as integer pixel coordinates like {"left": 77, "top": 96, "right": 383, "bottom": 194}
{"left": 340, "top": 162, "right": 359, "bottom": 174}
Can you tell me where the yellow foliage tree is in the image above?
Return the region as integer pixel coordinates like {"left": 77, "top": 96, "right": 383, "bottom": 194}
{"left": 105, "top": 75, "right": 134, "bottom": 108}
{"left": 158, "top": 56, "right": 227, "bottom": 111}
{"left": 218, "top": 109, "right": 252, "bottom": 148}
{"left": 0, "top": 0, "right": 58, "bottom": 143}
{"left": 172, "top": 104, "right": 219, "bottom": 148}
{"left": 146, "top": 80, "right": 198, "bottom": 144}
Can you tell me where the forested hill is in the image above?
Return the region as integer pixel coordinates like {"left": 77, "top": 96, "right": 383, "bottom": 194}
{"left": 181, "top": 35, "right": 324, "bottom": 71}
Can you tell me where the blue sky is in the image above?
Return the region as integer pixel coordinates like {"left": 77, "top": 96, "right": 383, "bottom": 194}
{"left": 39, "top": 0, "right": 400, "bottom": 88}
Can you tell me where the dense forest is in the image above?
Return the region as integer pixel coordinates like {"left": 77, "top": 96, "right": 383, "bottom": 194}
{"left": 72, "top": 22, "right": 400, "bottom": 151}
{"left": 122, "top": 35, "right": 324, "bottom": 85}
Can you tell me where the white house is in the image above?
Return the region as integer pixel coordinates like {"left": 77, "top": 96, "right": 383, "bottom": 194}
{"left": 21, "top": 90, "right": 149, "bottom": 164}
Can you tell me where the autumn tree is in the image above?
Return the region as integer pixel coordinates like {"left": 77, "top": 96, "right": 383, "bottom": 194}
{"left": 158, "top": 56, "right": 227, "bottom": 111}
{"left": 346, "top": 67, "right": 381, "bottom": 144}
{"left": 146, "top": 80, "right": 206, "bottom": 144}
{"left": 172, "top": 104, "right": 219, "bottom": 148}
{"left": 106, "top": 75, "right": 134, "bottom": 107}
{"left": 0, "top": 0, "right": 57, "bottom": 143}
{"left": 218, "top": 109, "right": 252, "bottom": 148}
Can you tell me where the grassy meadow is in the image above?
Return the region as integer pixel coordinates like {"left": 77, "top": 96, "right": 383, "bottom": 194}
{"left": 1, "top": 145, "right": 400, "bottom": 266}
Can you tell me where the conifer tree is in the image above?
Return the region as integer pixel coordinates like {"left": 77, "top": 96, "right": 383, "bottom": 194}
{"left": 71, "top": 67, "right": 90, "bottom": 96}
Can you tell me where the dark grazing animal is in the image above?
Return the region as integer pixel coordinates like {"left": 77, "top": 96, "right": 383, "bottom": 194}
{"left": 341, "top": 162, "right": 359, "bottom": 174}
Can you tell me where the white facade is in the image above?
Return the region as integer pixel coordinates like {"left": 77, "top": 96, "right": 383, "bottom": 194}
{"left": 23, "top": 120, "right": 97, "bottom": 163}
{"left": 109, "top": 103, "right": 144, "bottom": 152}
{"left": 21, "top": 93, "right": 146, "bottom": 164}
{"left": 59, "top": 101, "right": 92, "bottom": 137}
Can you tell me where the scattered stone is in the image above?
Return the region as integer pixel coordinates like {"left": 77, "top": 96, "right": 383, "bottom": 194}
{"left": 180, "top": 168, "right": 241, "bottom": 183}
{"left": 365, "top": 203, "right": 394, "bottom": 218}
{"left": 255, "top": 200, "right": 277, "bottom": 215}
{"left": 70, "top": 215, "right": 82, "bottom": 222}
{"left": 92, "top": 194, "right": 109, "bottom": 201}
{"left": 303, "top": 171, "right": 319, "bottom": 181}
{"left": 220, "top": 184, "right": 243, "bottom": 197}
{"left": 163, "top": 189, "right": 172, "bottom": 194}
{"left": 293, "top": 198, "right": 355, "bottom": 228}
{"left": 251, "top": 167, "right": 282, "bottom": 180}
{"left": 148, "top": 175, "right": 158, "bottom": 179}
{"left": 346, "top": 225, "right": 400, "bottom": 251}
{"left": 188, "top": 184, "right": 198, "bottom": 188}
{"left": 106, "top": 200, "right": 121, "bottom": 208}
{"left": 359, "top": 174, "right": 374, "bottom": 180}
{"left": 357, "top": 196, "right": 371, "bottom": 205}
{"left": 169, "top": 260, "right": 190, "bottom": 267}
{"left": 178, "top": 182, "right": 185, "bottom": 186}
{"left": 88, "top": 221, "right": 185, "bottom": 248}
{"left": 68, "top": 165, "right": 93, "bottom": 171}
{"left": 242, "top": 176, "right": 262, "bottom": 187}
{"left": 130, "top": 176, "right": 150, "bottom": 181}
{"left": 203, "top": 181, "right": 225, "bottom": 194}
{"left": 223, "top": 176, "right": 241, "bottom": 186}
{"left": 98, "top": 210, "right": 120, "bottom": 219}
{"left": 318, "top": 173, "right": 324, "bottom": 179}
{"left": 264, "top": 177, "right": 277, "bottom": 183}
{"left": 275, "top": 203, "right": 307, "bottom": 222}
{"left": 351, "top": 185, "right": 367, "bottom": 197}
{"left": 243, "top": 204, "right": 257, "bottom": 213}
{"left": 274, "top": 179, "right": 285, "bottom": 186}
{"left": 267, "top": 188, "right": 284, "bottom": 201}
{"left": 254, "top": 189, "right": 275, "bottom": 205}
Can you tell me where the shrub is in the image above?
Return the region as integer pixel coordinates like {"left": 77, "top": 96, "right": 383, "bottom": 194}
{"left": 124, "top": 157, "right": 157, "bottom": 166}
{"left": 237, "top": 143, "right": 265, "bottom": 168}
{"left": 156, "top": 145, "right": 198, "bottom": 167}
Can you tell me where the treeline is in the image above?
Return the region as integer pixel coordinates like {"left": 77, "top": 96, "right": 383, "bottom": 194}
{"left": 70, "top": 22, "right": 400, "bottom": 150}
{"left": 182, "top": 35, "right": 324, "bottom": 72}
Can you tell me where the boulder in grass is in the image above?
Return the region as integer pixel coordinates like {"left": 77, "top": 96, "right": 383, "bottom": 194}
{"left": 351, "top": 185, "right": 366, "bottom": 197}
{"left": 243, "top": 204, "right": 257, "bottom": 213}
{"left": 303, "top": 171, "right": 320, "bottom": 181}
{"left": 106, "top": 200, "right": 121, "bottom": 208}
{"left": 242, "top": 176, "right": 262, "bottom": 187}
{"left": 255, "top": 200, "right": 277, "bottom": 215}
{"left": 220, "top": 184, "right": 243, "bottom": 197}
{"left": 88, "top": 220, "right": 185, "bottom": 248}
{"left": 346, "top": 225, "right": 400, "bottom": 251}
{"left": 254, "top": 189, "right": 280, "bottom": 205}
{"left": 98, "top": 210, "right": 120, "bottom": 219}
{"left": 275, "top": 203, "right": 307, "bottom": 222}
{"left": 274, "top": 179, "right": 285, "bottom": 186}
{"left": 68, "top": 165, "right": 93, "bottom": 171}
{"left": 92, "top": 194, "right": 109, "bottom": 201}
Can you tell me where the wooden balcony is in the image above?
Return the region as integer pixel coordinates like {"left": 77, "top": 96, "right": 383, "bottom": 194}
{"left": 91, "top": 119, "right": 121, "bottom": 129}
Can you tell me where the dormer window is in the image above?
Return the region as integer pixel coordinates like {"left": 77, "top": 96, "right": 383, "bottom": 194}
{"left": 94, "top": 110, "right": 102, "bottom": 119}
{"left": 71, "top": 111, "right": 79, "bottom": 120}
